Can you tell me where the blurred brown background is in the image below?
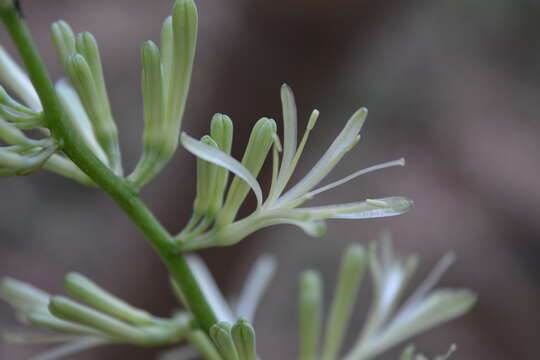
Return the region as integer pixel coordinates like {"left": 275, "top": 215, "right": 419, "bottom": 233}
{"left": 1, "top": 0, "right": 540, "bottom": 359}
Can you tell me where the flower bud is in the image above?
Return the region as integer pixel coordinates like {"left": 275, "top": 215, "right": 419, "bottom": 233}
{"left": 321, "top": 245, "right": 367, "bottom": 360}
{"left": 231, "top": 319, "right": 257, "bottom": 360}
{"left": 193, "top": 135, "right": 219, "bottom": 217}
{"left": 210, "top": 321, "right": 240, "bottom": 360}
{"left": 66, "top": 53, "right": 121, "bottom": 173}
{"left": 299, "top": 270, "right": 322, "bottom": 360}
{"left": 51, "top": 20, "right": 76, "bottom": 63}
{"left": 64, "top": 272, "right": 153, "bottom": 326}
{"left": 128, "top": 40, "right": 165, "bottom": 188}
{"left": 217, "top": 117, "right": 276, "bottom": 226}
{"left": 207, "top": 113, "right": 233, "bottom": 214}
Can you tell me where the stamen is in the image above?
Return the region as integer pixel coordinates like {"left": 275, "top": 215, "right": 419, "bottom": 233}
{"left": 287, "top": 109, "right": 319, "bottom": 185}
{"left": 306, "top": 158, "right": 405, "bottom": 198}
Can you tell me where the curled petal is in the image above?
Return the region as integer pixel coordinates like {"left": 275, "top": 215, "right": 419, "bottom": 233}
{"left": 181, "top": 132, "right": 263, "bottom": 207}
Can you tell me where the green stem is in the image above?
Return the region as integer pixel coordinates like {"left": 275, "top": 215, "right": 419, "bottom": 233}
{"left": 0, "top": 2, "right": 217, "bottom": 334}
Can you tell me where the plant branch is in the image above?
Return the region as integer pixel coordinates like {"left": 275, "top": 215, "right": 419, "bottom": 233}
{"left": 0, "top": 2, "right": 218, "bottom": 334}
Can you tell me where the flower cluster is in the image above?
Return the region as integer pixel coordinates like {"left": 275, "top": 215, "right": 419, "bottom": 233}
{"left": 0, "top": 0, "right": 197, "bottom": 188}
{"left": 0, "top": 0, "right": 476, "bottom": 359}
{"left": 0, "top": 255, "right": 274, "bottom": 360}
{"left": 297, "top": 234, "right": 475, "bottom": 360}
{"left": 0, "top": 0, "right": 411, "bottom": 251}
{"left": 178, "top": 84, "right": 412, "bottom": 250}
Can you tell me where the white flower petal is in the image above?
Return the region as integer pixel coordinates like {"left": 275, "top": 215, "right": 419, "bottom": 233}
{"left": 276, "top": 108, "right": 367, "bottom": 207}
{"left": 181, "top": 132, "right": 263, "bottom": 207}
{"left": 267, "top": 84, "right": 297, "bottom": 202}
{"left": 56, "top": 80, "right": 109, "bottom": 165}
{"left": 375, "top": 290, "right": 476, "bottom": 354}
{"left": 294, "top": 197, "right": 413, "bottom": 220}
{"left": 186, "top": 255, "right": 235, "bottom": 323}
{"left": 235, "top": 255, "right": 277, "bottom": 322}
{"left": 0, "top": 45, "right": 42, "bottom": 111}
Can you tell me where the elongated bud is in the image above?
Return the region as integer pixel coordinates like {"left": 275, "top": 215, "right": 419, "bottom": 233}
{"left": 51, "top": 20, "right": 76, "bottom": 63}
{"left": 193, "top": 135, "right": 219, "bottom": 216}
{"left": 321, "top": 245, "right": 366, "bottom": 360}
{"left": 75, "top": 32, "right": 122, "bottom": 174}
{"left": 299, "top": 270, "right": 323, "bottom": 360}
{"left": 49, "top": 296, "right": 145, "bottom": 344}
{"left": 128, "top": 40, "right": 165, "bottom": 188}
{"left": 210, "top": 322, "right": 240, "bottom": 360}
{"left": 66, "top": 53, "right": 121, "bottom": 173}
{"left": 161, "top": 0, "right": 198, "bottom": 166}
{"left": 231, "top": 319, "right": 257, "bottom": 360}
{"left": 218, "top": 117, "right": 276, "bottom": 226}
{"left": 64, "top": 272, "right": 153, "bottom": 326}
{"left": 160, "top": 16, "right": 173, "bottom": 98}
{"left": 28, "top": 312, "right": 100, "bottom": 336}
{"left": 207, "top": 113, "right": 233, "bottom": 214}
{"left": 0, "top": 277, "right": 49, "bottom": 315}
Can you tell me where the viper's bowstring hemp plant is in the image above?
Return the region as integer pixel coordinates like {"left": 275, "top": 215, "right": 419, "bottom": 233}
{"left": 0, "top": 0, "right": 476, "bottom": 359}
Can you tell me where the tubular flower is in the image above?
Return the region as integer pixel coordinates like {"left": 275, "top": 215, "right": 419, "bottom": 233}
{"left": 179, "top": 84, "right": 412, "bottom": 250}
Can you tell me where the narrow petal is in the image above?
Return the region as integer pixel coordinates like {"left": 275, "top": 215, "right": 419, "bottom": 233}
{"left": 0, "top": 45, "right": 42, "bottom": 111}
{"left": 56, "top": 80, "right": 109, "bottom": 165}
{"left": 235, "top": 255, "right": 277, "bottom": 322}
{"left": 181, "top": 132, "right": 263, "bottom": 207}
{"left": 276, "top": 108, "right": 367, "bottom": 207}
{"left": 374, "top": 290, "right": 476, "bottom": 355}
{"left": 293, "top": 197, "right": 413, "bottom": 220}
{"left": 266, "top": 84, "right": 297, "bottom": 203}
{"left": 187, "top": 256, "right": 235, "bottom": 323}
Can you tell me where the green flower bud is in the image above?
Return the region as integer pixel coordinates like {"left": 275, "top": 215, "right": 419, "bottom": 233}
{"left": 75, "top": 32, "right": 122, "bottom": 174}
{"left": 128, "top": 40, "right": 165, "bottom": 188}
{"left": 65, "top": 53, "right": 121, "bottom": 174}
{"left": 0, "top": 277, "right": 49, "bottom": 315}
{"left": 64, "top": 272, "right": 153, "bottom": 326}
{"left": 231, "top": 319, "right": 257, "bottom": 360}
{"left": 299, "top": 270, "right": 322, "bottom": 360}
{"left": 27, "top": 312, "right": 100, "bottom": 336}
{"left": 51, "top": 20, "right": 76, "bottom": 64}
{"left": 321, "top": 245, "right": 367, "bottom": 360}
{"left": 160, "top": 0, "right": 198, "bottom": 166}
{"left": 194, "top": 135, "right": 219, "bottom": 217}
{"left": 210, "top": 321, "right": 239, "bottom": 360}
{"left": 48, "top": 296, "right": 143, "bottom": 343}
{"left": 208, "top": 113, "right": 233, "bottom": 214}
{"left": 217, "top": 117, "right": 276, "bottom": 226}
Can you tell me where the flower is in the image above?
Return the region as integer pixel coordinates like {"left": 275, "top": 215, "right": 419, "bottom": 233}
{"left": 179, "top": 84, "right": 413, "bottom": 250}
{"left": 0, "top": 274, "right": 189, "bottom": 359}
{"left": 340, "top": 235, "right": 476, "bottom": 360}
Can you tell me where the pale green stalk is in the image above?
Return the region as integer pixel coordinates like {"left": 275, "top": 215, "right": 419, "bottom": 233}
{"left": 321, "top": 245, "right": 367, "bottom": 360}
{"left": 299, "top": 270, "right": 323, "bottom": 360}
